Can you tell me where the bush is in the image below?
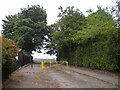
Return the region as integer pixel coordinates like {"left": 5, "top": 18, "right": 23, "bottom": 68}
{"left": 1, "top": 36, "right": 19, "bottom": 81}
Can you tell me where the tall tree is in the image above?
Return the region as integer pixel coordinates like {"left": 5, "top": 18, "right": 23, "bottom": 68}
{"left": 45, "top": 6, "right": 86, "bottom": 60}
{"left": 46, "top": 6, "right": 119, "bottom": 71}
{"left": 115, "top": 1, "right": 120, "bottom": 28}
{"left": 2, "top": 5, "right": 48, "bottom": 54}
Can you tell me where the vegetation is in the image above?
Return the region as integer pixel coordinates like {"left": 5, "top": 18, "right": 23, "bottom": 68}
{"left": 2, "top": 5, "right": 48, "bottom": 81}
{"left": 2, "top": 5, "right": 48, "bottom": 55}
{"left": 33, "top": 58, "right": 56, "bottom": 63}
{"left": 2, "top": 2, "right": 120, "bottom": 73}
{"left": 2, "top": 36, "right": 19, "bottom": 67}
{"left": 1, "top": 36, "right": 19, "bottom": 81}
{"left": 46, "top": 5, "right": 120, "bottom": 72}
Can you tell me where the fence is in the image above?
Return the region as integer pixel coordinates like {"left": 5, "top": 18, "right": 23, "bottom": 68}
{"left": 2, "top": 51, "right": 31, "bottom": 82}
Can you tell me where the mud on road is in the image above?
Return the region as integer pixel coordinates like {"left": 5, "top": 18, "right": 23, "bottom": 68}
{"left": 3, "top": 64, "right": 119, "bottom": 88}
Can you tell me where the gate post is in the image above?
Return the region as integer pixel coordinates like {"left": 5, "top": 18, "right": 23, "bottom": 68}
{"left": 66, "top": 61, "right": 68, "bottom": 69}
{"left": 41, "top": 61, "right": 44, "bottom": 69}
{"left": 50, "top": 61, "right": 51, "bottom": 67}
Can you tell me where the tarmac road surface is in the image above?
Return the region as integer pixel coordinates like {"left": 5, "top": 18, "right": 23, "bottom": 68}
{"left": 3, "top": 64, "right": 119, "bottom": 88}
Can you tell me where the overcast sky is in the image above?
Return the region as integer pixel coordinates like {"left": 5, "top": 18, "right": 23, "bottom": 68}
{"left": 0, "top": 0, "right": 117, "bottom": 59}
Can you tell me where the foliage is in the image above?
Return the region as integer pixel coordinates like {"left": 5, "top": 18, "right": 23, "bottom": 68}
{"left": 2, "top": 4, "right": 119, "bottom": 72}
{"left": 1, "top": 36, "right": 19, "bottom": 67}
{"left": 45, "top": 6, "right": 86, "bottom": 58}
{"left": 115, "top": 1, "right": 120, "bottom": 28}
{"left": 46, "top": 6, "right": 120, "bottom": 72}
{"left": 2, "top": 5, "right": 48, "bottom": 53}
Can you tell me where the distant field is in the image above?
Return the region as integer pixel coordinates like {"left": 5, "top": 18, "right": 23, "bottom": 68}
{"left": 33, "top": 58, "right": 56, "bottom": 63}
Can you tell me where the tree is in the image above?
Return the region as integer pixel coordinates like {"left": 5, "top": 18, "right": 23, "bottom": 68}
{"left": 69, "top": 9, "right": 119, "bottom": 71}
{"left": 46, "top": 6, "right": 119, "bottom": 71}
{"left": 45, "top": 6, "right": 86, "bottom": 60}
{"left": 114, "top": 1, "right": 120, "bottom": 28}
{"left": 2, "top": 5, "right": 48, "bottom": 54}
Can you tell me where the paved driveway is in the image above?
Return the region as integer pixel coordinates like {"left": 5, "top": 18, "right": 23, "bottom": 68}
{"left": 3, "top": 64, "right": 119, "bottom": 88}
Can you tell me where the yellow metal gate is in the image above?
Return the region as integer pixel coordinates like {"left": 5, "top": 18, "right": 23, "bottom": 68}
{"left": 40, "top": 61, "right": 68, "bottom": 70}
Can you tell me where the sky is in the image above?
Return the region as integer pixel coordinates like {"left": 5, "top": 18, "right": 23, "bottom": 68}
{"left": 0, "top": 0, "right": 117, "bottom": 59}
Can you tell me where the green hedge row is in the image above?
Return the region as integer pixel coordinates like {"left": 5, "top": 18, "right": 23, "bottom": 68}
{"left": 68, "top": 29, "right": 119, "bottom": 72}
